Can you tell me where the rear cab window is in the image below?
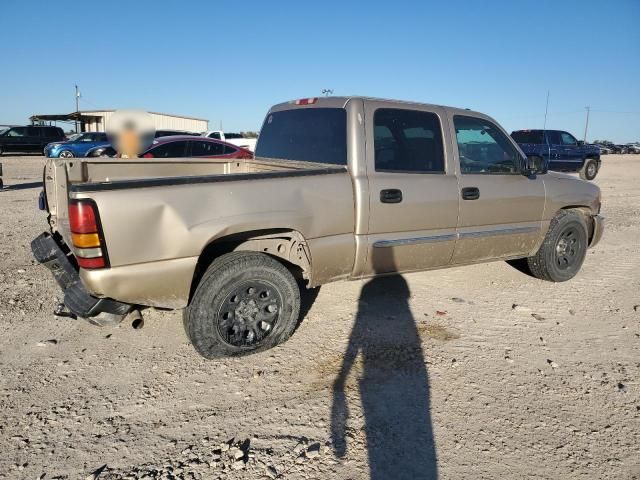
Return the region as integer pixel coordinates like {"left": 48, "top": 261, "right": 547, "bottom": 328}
{"left": 373, "top": 108, "right": 445, "bottom": 173}
{"left": 255, "top": 108, "right": 347, "bottom": 165}
{"left": 511, "top": 130, "right": 544, "bottom": 144}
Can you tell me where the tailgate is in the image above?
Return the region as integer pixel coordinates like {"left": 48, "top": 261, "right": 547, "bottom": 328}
{"left": 43, "top": 158, "right": 72, "bottom": 244}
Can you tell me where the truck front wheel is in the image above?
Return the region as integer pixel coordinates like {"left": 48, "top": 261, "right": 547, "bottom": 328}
{"left": 580, "top": 159, "right": 598, "bottom": 180}
{"left": 184, "top": 252, "right": 301, "bottom": 359}
{"left": 526, "top": 210, "right": 588, "bottom": 282}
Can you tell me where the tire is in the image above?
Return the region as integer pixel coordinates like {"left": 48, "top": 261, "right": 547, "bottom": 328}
{"left": 184, "top": 251, "right": 301, "bottom": 359}
{"left": 526, "top": 209, "right": 588, "bottom": 282}
{"left": 59, "top": 150, "right": 75, "bottom": 158}
{"left": 580, "top": 159, "right": 598, "bottom": 180}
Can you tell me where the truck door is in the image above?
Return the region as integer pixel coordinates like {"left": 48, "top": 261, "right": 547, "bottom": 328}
{"left": 362, "top": 102, "right": 459, "bottom": 276}
{"left": 451, "top": 114, "right": 545, "bottom": 263}
{"left": 558, "top": 131, "right": 584, "bottom": 169}
{"left": 545, "top": 131, "right": 564, "bottom": 170}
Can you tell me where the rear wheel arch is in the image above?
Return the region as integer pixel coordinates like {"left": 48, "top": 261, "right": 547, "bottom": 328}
{"left": 189, "top": 229, "right": 312, "bottom": 304}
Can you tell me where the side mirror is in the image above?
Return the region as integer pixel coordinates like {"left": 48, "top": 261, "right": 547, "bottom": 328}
{"left": 577, "top": 140, "right": 584, "bottom": 146}
{"left": 522, "top": 156, "right": 547, "bottom": 176}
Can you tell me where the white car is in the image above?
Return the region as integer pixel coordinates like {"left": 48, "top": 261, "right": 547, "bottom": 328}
{"left": 201, "top": 130, "right": 257, "bottom": 152}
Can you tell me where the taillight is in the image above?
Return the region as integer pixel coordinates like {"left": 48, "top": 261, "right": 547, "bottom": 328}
{"left": 68, "top": 200, "right": 108, "bottom": 269}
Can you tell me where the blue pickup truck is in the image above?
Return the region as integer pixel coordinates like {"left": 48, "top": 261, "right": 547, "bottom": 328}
{"left": 511, "top": 129, "right": 601, "bottom": 180}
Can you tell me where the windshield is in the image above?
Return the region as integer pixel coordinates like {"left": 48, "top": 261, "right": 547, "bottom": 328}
{"left": 255, "top": 108, "right": 347, "bottom": 165}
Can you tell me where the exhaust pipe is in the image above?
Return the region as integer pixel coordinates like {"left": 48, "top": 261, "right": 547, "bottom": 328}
{"left": 128, "top": 309, "right": 144, "bottom": 329}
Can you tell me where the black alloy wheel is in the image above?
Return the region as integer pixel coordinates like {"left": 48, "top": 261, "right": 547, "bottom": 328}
{"left": 217, "top": 280, "right": 282, "bottom": 347}
{"left": 555, "top": 226, "right": 582, "bottom": 270}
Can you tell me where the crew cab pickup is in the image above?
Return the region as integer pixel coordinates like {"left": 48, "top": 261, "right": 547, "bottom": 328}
{"left": 511, "top": 129, "right": 602, "bottom": 180}
{"left": 33, "top": 97, "right": 604, "bottom": 359}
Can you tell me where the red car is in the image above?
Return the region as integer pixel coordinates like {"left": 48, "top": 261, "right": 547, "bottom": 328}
{"left": 86, "top": 136, "right": 254, "bottom": 159}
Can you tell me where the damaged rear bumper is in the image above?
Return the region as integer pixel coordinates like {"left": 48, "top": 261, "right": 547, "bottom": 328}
{"left": 31, "top": 232, "right": 131, "bottom": 319}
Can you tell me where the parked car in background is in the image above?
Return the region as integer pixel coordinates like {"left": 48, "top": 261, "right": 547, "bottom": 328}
{"left": 626, "top": 143, "right": 640, "bottom": 154}
{"left": 86, "top": 136, "right": 253, "bottom": 159}
{"left": 0, "top": 125, "right": 65, "bottom": 155}
{"left": 594, "top": 144, "right": 612, "bottom": 155}
{"left": 45, "top": 132, "right": 110, "bottom": 158}
{"left": 202, "top": 130, "right": 258, "bottom": 151}
{"left": 616, "top": 145, "right": 630, "bottom": 154}
{"left": 511, "top": 129, "right": 601, "bottom": 180}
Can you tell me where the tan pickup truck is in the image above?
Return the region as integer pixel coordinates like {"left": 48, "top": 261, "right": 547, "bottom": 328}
{"left": 32, "top": 96, "right": 604, "bottom": 359}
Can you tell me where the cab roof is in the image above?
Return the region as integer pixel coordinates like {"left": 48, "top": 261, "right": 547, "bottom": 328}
{"left": 269, "top": 95, "right": 484, "bottom": 118}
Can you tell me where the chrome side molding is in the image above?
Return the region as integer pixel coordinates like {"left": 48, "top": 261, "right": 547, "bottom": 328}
{"left": 373, "top": 226, "right": 539, "bottom": 248}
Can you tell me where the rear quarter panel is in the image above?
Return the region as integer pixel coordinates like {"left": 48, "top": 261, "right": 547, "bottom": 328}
{"left": 75, "top": 171, "right": 356, "bottom": 306}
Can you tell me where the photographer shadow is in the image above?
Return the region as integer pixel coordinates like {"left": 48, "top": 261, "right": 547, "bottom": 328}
{"left": 331, "top": 250, "right": 438, "bottom": 479}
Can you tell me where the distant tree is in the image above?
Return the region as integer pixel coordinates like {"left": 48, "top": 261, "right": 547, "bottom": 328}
{"left": 241, "top": 131, "right": 259, "bottom": 138}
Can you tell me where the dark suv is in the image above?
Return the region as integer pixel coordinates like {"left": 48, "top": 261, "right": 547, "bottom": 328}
{"left": 0, "top": 126, "right": 65, "bottom": 155}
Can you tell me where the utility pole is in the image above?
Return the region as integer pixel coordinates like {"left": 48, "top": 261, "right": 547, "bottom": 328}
{"left": 75, "top": 85, "right": 80, "bottom": 133}
{"left": 543, "top": 90, "right": 550, "bottom": 130}
{"left": 583, "top": 106, "right": 590, "bottom": 142}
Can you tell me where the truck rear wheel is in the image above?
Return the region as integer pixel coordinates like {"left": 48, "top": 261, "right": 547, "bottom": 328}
{"left": 580, "top": 159, "right": 598, "bottom": 180}
{"left": 526, "top": 209, "right": 588, "bottom": 282}
{"left": 184, "top": 252, "right": 301, "bottom": 359}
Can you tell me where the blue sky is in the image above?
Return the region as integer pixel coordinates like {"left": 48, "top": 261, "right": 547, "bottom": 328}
{"left": 1, "top": 0, "right": 638, "bottom": 142}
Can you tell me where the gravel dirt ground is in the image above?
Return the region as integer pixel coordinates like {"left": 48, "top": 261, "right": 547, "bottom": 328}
{"left": 0, "top": 155, "right": 638, "bottom": 480}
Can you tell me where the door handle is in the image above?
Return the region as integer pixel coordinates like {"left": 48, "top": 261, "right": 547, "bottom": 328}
{"left": 461, "top": 187, "right": 480, "bottom": 200}
{"left": 380, "top": 189, "right": 403, "bottom": 204}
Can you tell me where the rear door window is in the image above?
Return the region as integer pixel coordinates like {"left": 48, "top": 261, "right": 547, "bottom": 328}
{"left": 546, "top": 131, "right": 562, "bottom": 145}
{"left": 256, "top": 108, "right": 347, "bottom": 165}
{"left": 373, "top": 108, "right": 445, "bottom": 173}
{"left": 148, "top": 141, "right": 188, "bottom": 157}
{"left": 190, "top": 140, "right": 225, "bottom": 156}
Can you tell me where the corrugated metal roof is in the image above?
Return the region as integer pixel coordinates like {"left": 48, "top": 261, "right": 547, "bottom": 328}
{"left": 31, "top": 110, "right": 209, "bottom": 122}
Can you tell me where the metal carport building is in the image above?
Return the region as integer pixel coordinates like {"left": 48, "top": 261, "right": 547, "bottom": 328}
{"left": 30, "top": 110, "right": 209, "bottom": 133}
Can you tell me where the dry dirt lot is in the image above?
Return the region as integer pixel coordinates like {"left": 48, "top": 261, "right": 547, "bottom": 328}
{"left": 0, "top": 155, "right": 638, "bottom": 480}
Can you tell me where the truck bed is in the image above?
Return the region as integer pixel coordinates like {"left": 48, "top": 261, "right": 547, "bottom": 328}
{"left": 43, "top": 155, "right": 355, "bottom": 308}
{"left": 44, "top": 156, "right": 346, "bottom": 239}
